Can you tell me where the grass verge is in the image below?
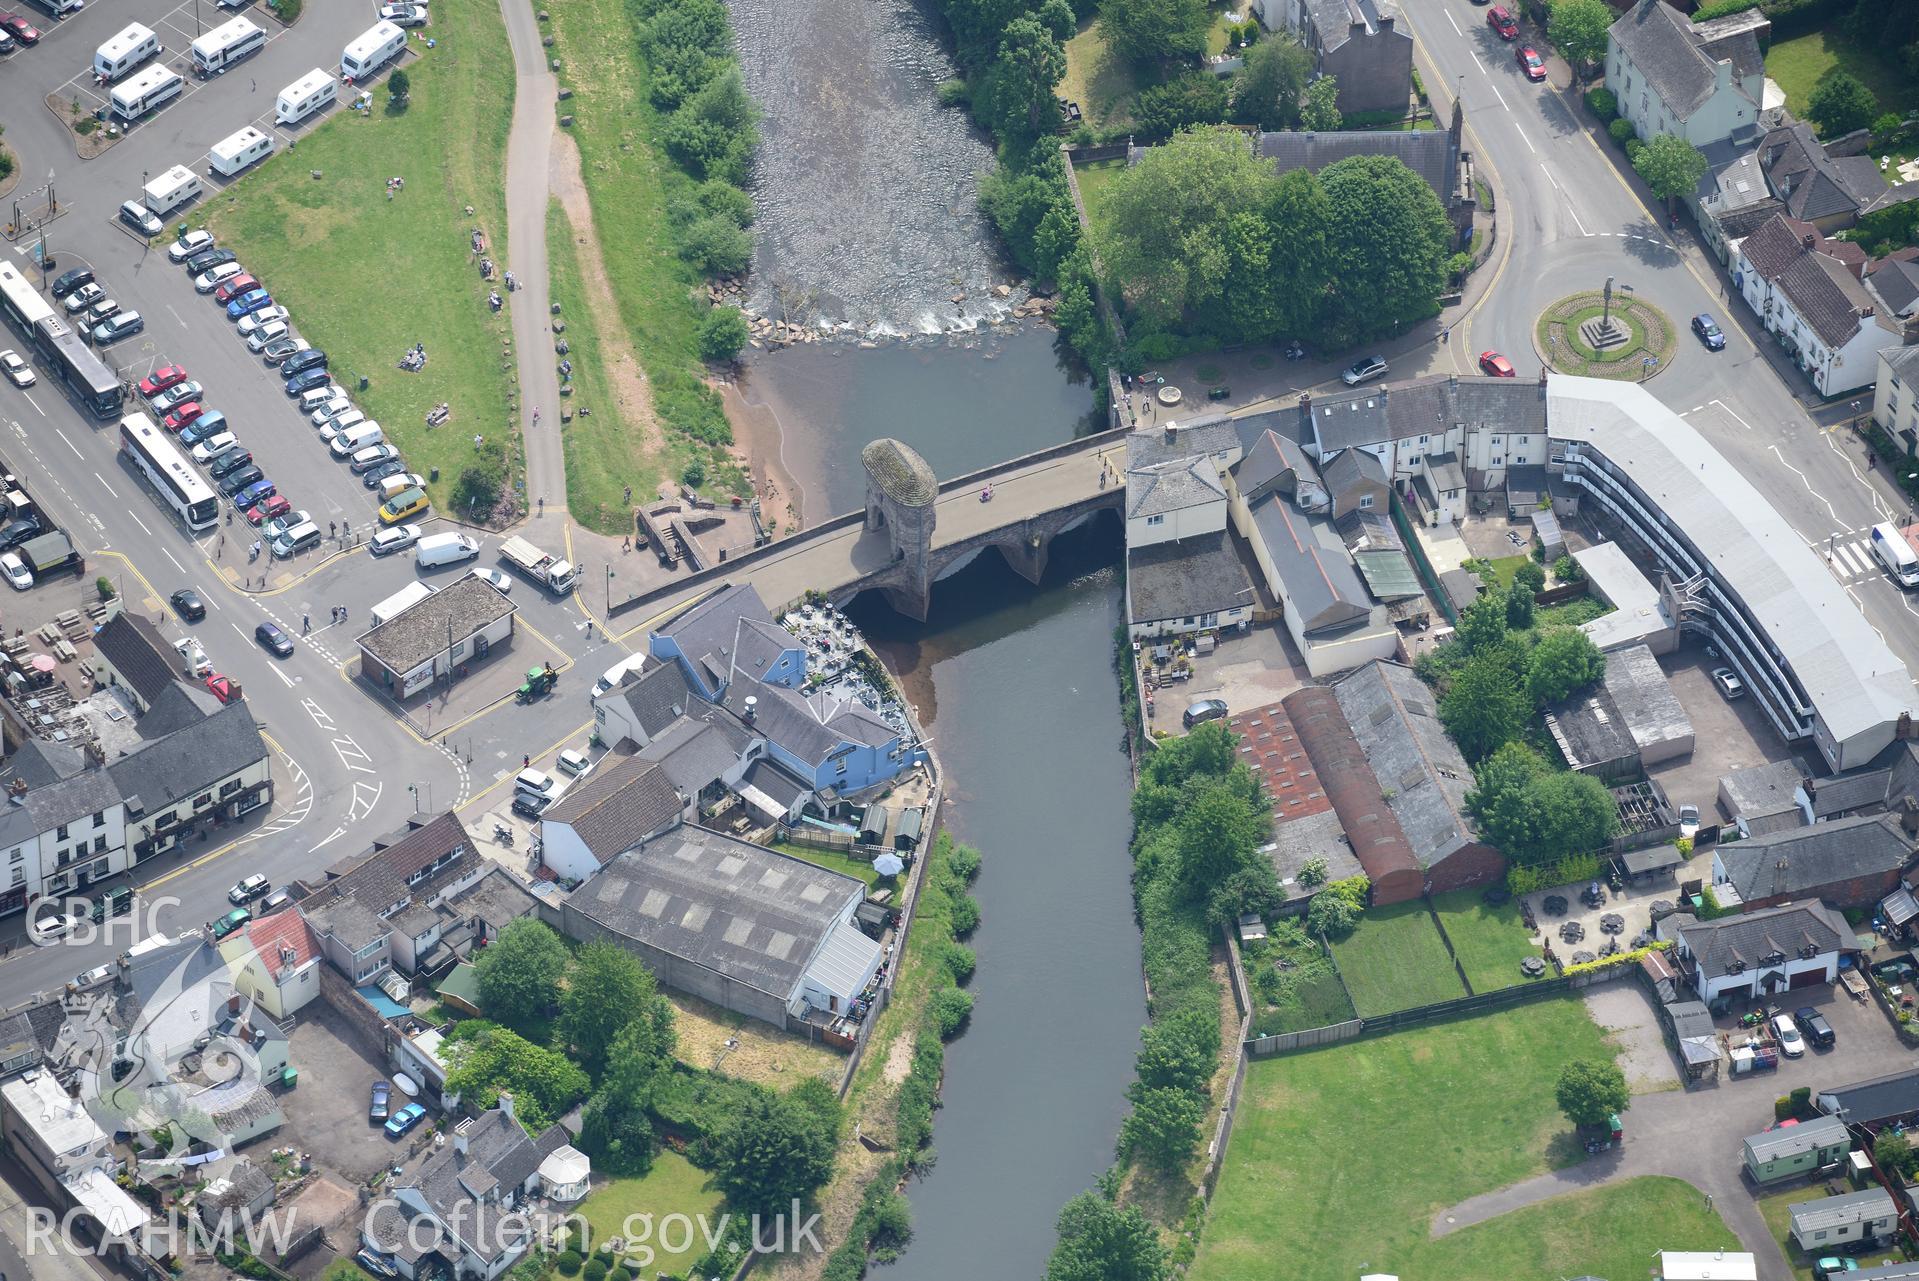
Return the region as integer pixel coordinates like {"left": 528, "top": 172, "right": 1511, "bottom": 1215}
{"left": 1417, "top": 1176, "right": 1738, "bottom": 1280}
{"left": 1190, "top": 997, "right": 1623, "bottom": 1280}
{"left": 206, "top": 12, "right": 515, "bottom": 521}
{"left": 1327, "top": 900, "right": 1467, "bottom": 1016}
{"left": 576, "top": 1151, "right": 726, "bottom": 1275}
{"left": 1432, "top": 888, "right": 1541, "bottom": 994}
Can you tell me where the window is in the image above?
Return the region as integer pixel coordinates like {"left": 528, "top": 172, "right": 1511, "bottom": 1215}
{"left": 8, "top": 848, "right": 19, "bottom": 864}
{"left": 92, "top": 836, "right": 106, "bottom": 854}
{"left": 1145, "top": 514, "right": 1165, "bottom": 526}
{"left": 194, "top": 793, "right": 213, "bottom": 810}
{"left": 1419, "top": 434, "right": 1429, "bottom": 444}
{"left": 92, "top": 812, "right": 105, "bottom": 829}
{"left": 8, "top": 868, "right": 20, "bottom": 887}
{"left": 220, "top": 780, "right": 242, "bottom": 798}
{"left": 1358, "top": 494, "right": 1375, "bottom": 509}
{"left": 55, "top": 825, "right": 67, "bottom": 841}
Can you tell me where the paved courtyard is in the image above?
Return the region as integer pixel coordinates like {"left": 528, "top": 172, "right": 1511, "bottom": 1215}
{"left": 277, "top": 1009, "right": 406, "bottom": 1184}
{"left": 1140, "top": 620, "right": 1308, "bottom": 738}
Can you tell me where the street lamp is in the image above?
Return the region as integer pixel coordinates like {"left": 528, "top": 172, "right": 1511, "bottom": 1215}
{"left": 605, "top": 564, "right": 613, "bottom": 618}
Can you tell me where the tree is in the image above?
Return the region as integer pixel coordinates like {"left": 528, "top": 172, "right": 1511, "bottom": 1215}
{"left": 443, "top": 1025, "right": 590, "bottom": 1131}
{"left": 1175, "top": 781, "right": 1268, "bottom": 896}
{"left": 677, "top": 215, "right": 754, "bottom": 276}
{"left": 1527, "top": 626, "right": 1605, "bottom": 705}
{"left": 1554, "top": 1059, "right": 1629, "bottom": 1128}
{"left": 475, "top": 919, "right": 569, "bottom": 1030}
{"left": 1119, "top": 1085, "right": 1204, "bottom": 1170}
{"left": 638, "top": 0, "right": 733, "bottom": 107}
{"left": 989, "top": 18, "right": 1067, "bottom": 139}
{"left": 1532, "top": 770, "right": 1619, "bottom": 860}
{"left": 1097, "top": 0, "right": 1210, "bottom": 67}
{"left": 1505, "top": 585, "right": 1535, "bottom": 630}
{"left": 1456, "top": 589, "right": 1509, "bottom": 654}
{"left": 696, "top": 306, "right": 750, "bottom": 362}
{"left": 1807, "top": 70, "right": 1878, "bottom": 139}
{"left": 1046, "top": 1191, "right": 1168, "bottom": 1281}
{"left": 561, "top": 941, "right": 661, "bottom": 1074}
{"left": 1132, "top": 72, "right": 1229, "bottom": 140}
{"left": 1132, "top": 1011, "right": 1216, "bottom": 1095}
{"left": 706, "top": 1087, "right": 838, "bottom": 1216}
{"left": 980, "top": 162, "right": 1073, "bottom": 276}
{"left": 1513, "top": 559, "right": 1547, "bottom": 595}
{"left": 1305, "top": 888, "right": 1359, "bottom": 937}
{"left": 1547, "top": 0, "right": 1611, "bottom": 78}
{"left": 1631, "top": 133, "right": 1708, "bottom": 212}
{"left": 1300, "top": 75, "right": 1341, "bottom": 132}
{"left": 387, "top": 68, "right": 411, "bottom": 108}
{"left": 1204, "top": 859, "right": 1284, "bottom": 929}
{"left": 1036, "top": 0, "right": 1076, "bottom": 41}
{"left": 1319, "top": 153, "right": 1452, "bottom": 344}
{"left": 1231, "top": 34, "right": 1314, "bottom": 130}
{"left": 663, "top": 67, "right": 760, "bottom": 185}
{"left": 1439, "top": 653, "right": 1532, "bottom": 761}
{"left": 1467, "top": 741, "right": 1550, "bottom": 857}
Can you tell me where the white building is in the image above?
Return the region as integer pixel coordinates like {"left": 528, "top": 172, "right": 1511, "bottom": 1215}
{"left": 357, "top": 577, "right": 518, "bottom": 700}
{"left": 1658, "top": 901, "right": 1851, "bottom": 1002}
{"left": 1873, "top": 345, "right": 1919, "bottom": 457}
{"left": 1731, "top": 214, "right": 1903, "bottom": 397}
{"left": 1606, "top": 0, "right": 1768, "bottom": 148}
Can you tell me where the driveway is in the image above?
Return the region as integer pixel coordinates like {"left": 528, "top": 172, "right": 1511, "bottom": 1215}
{"left": 279, "top": 1008, "right": 402, "bottom": 1183}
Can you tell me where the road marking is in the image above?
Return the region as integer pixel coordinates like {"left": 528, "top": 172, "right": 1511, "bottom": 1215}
{"left": 162, "top": 547, "right": 184, "bottom": 572}
{"left": 268, "top": 664, "right": 294, "bottom": 688}
{"left": 1768, "top": 444, "right": 1839, "bottom": 523}
{"left": 332, "top": 733, "right": 375, "bottom": 774}
{"left": 302, "top": 698, "right": 336, "bottom": 731}
{"left": 1488, "top": 79, "right": 1509, "bottom": 112}
{"left": 93, "top": 472, "right": 118, "bottom": 499}
{"left": 21, "top": 392, "right": 42, "bottom": 417}
{"left": 54, "top": 428, "right": 81, "bottom": 459}
{"left": 165, "top": 304, "right": 189, "bottom": 330}
{"left": 1445, "top": 8, "right": 1459, "bottom": 34}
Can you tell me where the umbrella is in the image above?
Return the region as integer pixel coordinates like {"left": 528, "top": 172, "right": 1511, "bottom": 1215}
{"left": 872, "top": 853, "right": 905, "bottom": 877}
{"left": 28, "top": 654, "right": 55, "bottom": 673}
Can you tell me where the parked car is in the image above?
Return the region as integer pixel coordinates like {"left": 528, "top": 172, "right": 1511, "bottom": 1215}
{"left": 260, "top": 336, "right": 304, "bottom": 364}
{"left": 211, "top": 908, "right": 250, "bottom": 939}
{"left": 237, "top": 306, "right": 288, "bottom": 336}
{"left": 185, "top": 248, "right": 236, "bottom": 275}
{"left": 0, "top": 553, "right": 32, "bottom": 591}
{"left": 1678, "top": 803, "right": 1700, "bottom": 837}
{"left": 152, "top": 382, "right": 205, "bottom": 414}
{"left": 369, "top": 1081, "right": 391, "bottom": 1123}
{"left": 248, "top": 496, "right": 294, "bottom": 525}
{"left": 1692, "top": 313, "right": 1727, "bottom": 351}
{"left": 380, "top": 4, "right": 427, "bottom": 25}
{"left": 384, "top": 1103, "right": 427, "bottom": 1139}
{"left": 205, "top": 673, "right": 241, "bottom": 705}
{"left": 0, "top": 350, "right": 34, "bottom": 388}
{"left": 194, "top": 263, "right": 243, "bottom": 294}
{"left": 62, "top": 282, "right": 104, "bottom": 315}
{"left": 90, "top": 886, "right": 135, "bottom": 922}
{"left": 90, "top": 312, "right": 144, "bottom": 345}
{"left": 209, "top": 450, "right": 254, "bottom": 479}
{"left": 260, "top": 509, "right": 306, "bottom": 540}
{"left": 281, "top": 349, "right": 329, "bottom": 379}
{"left": 170, "top": 587, "right": 207, "bottom": 621}
{"left": 191, "top": 433, "right": 239, "bottom": 464}
{"left": 162, "top": 402, "right": 205, "bottom": 432}
{"left": 1711, "top": 666, "right": 1744, "bottom": 699}
{"left": 1488, "top": 4, "right": 1518, "bottom": 37}
{"left": 468, "top": 566, "right": 512, "bottom": 594}
{"left": 557, "top": 748, "right": 594, "bottom": 778}
{"left": 0, "top": 515, "right": 42, "bottom": 551}
{"left": 1183, "top": 698, "right": 1229, "bottom": 729}
{"left": 140, "top": 365, "right": 189, "bottom": 397}
{"left": 118, "top": 201, "right": 165, "bottom": 237}
{"left": 31, "top": 910, "right": 86, "bottom": 942}
{"left": 349, "top": 443, "right": 399, "bottom": 473}
{"left": 285, "top": 369, "right": 332, "bottom": 396}
{"left": 50, "top": 267, "right": 94, "bottom": 299}
{"left": 1477, "top": 351, "right": 1515, "bottom": 378}
{"left": 86, "top": 297, "right": 120, "bottom": 324}
{"left": 0, "top": 12, "right": 41, "bottom": 43}
{"left": 1515, "top": 45, "right": 1545, "bottom": 81}
{"left": 362, "top": 460, "right": 411, "bottom": 489}
{"left": 228, "top": 873, "right": 270, "bottom": 904}
{"left": 246, "top": 321, "right": 291, "bottom": 353}
{"left": 1795, "top": 1006, "right": 1836, "bottom": 1049}
{"left": 1772, "top": 1012, "right": 1805, "bottom": 1057}
{"left": 169, "top": 230, "right": 215, "bottom": 263}
{"left": 225, "top": 289, "right": 274, "bottom": 321}
{"left": 218, "top": 465, "right": 265, "bottom": 496}
{"left": 179, "top": 415, "right": 228, "bottom": 447}
{"left": 214, "top": 275, "right": 261, "bottom": 304}
{"left": 234, "top": 479, "right": 278, "bottom": 509}
{"left": 1341, "top": 355, "right": 1388, "bottom": 385}
{"left": 255, "top": 622, "right": 294, "bottom": 657}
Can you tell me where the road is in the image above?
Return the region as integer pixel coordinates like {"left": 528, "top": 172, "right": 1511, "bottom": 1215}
{"left": 0, "top": 0, "right": 618, "bottom": 1003}
{"left": 1403, "top": 0, "right": 1919, "bottom": 679}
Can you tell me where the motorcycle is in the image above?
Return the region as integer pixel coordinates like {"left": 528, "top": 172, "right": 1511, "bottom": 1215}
{"left": 493, "top": 823, "right": 514, "bottom": 846}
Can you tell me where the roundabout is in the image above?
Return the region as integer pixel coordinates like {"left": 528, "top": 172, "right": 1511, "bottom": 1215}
{"left": 1534, "top": 288, "right": 1676, "bottom": 382}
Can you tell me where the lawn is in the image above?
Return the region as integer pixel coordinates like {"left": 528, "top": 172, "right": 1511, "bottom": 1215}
{"left": 206, "top": 7, "right": 516, "bottom": 522}
{"left": 1537, "top": 595, "right": 1610, "bottom": 628}
{"left": 1073, "top": 158, "right": 1125, "bottom": 230}
{"left": 1473, "top": 553, "right": 1531, "bottom": 591}
{"left": 1432, "top": 888, "right": 1542, "bottom": 994}
{"left": 317, "top": 1260, "right": 361, "bottom": 1281}
{"left": 771, "top": 838, "right": 892, "bottom": 891}
{"left": 1327, "top": 900, "right": 1467, "bottom": 1017}
{"left": 1767, "top": 30, "right": 1919, "bottom": 123}
{"left": 576, "top": 1151, "right": 726, "bottom": 1275}
{"left": 1190, "top": 997, "right": 1622, "bottom": 1281}
{"left": 1243, "top": 918, "right": 1356, "bottom": 1037}
{"left": 1060, "top": 19, "right": 1141, "bottom": 133}
{"left": 1415, "top": 1177, "right": 1739, "bottom": 1280}
{"left": 543, "top": 0, "right": 741, "bottom": 527}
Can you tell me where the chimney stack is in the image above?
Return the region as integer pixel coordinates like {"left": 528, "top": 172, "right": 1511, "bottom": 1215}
{"left": 454, "top": 1129, "right": 468, "bottom": 1156}
{"left": 743, "top": 696, "right": 757, "bottom": 723}
{"left": 1163, "top": 422, "right": 1177, "bottom": 444}
{"left": 1802, "top": 233, "right": 1818, "bottom": 251}
{"left": 498, "top": 1090, "right": 515, "bottom": 1121}
{"left": 227, "top": 993, "right": 242, "bottom": 1015}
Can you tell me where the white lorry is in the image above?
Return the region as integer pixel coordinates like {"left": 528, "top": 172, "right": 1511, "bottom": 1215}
{"left": 499, "top": 535, "right": 579, "bottom": 593}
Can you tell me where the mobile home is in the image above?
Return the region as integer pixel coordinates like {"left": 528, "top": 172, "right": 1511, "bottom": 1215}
{"left": 110, "top": 65, "right": 185, "bottom": 122}
{"left": 93, "top": 23, "right": 161, "bottom": 81}
{"left": 275, "top": 68, "right": 336, "bottom": 125}
{"left": 208, "top": 126, "right": 274, "bottom": 178}
{"left": 21, "top": 0, "right": 82, "bottom": 18}
{"left": 340, "top": 21, "right": 405, "bottom": 81}
{"left": 143, "top": 165, "right": 204, "bottom": 217}
{"left": 190, "top": 16, "right": 264, "bottom": 75}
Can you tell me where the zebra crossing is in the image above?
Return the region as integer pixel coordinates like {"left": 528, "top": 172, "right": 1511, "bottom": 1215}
{"left": 1823, "top": 533, "right": 1884, "bottom": 583}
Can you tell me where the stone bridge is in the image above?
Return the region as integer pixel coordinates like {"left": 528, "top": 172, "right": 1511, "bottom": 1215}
{"left": 611, "top": 429, "right": 1130, "bottom": 626}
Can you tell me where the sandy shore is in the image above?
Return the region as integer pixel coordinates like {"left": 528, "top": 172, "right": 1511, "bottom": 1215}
{"left": 720, "top": 374, "right": 818, "bottom": 535}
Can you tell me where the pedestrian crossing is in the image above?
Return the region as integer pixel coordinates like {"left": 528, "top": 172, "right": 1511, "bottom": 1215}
{"left": 1824, "top": 535, "right": 1883, "bottom": 583}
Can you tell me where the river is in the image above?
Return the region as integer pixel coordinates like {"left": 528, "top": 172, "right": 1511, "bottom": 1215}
{"left": 850, "top": 521, "right": 1144, "bottom": 1281}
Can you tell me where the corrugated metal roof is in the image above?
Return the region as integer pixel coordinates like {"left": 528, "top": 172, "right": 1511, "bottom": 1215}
{"left": 803, "top": 918, "right": 882, "bottom": 1003}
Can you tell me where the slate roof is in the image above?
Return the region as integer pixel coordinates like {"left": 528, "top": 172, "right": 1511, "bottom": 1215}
{"left": 1321, "top": 446, "right": 1386, "bottom": 500}
{"left": 3, "top": 738, "right": 90, "bottom": 788}
{"left": 1820, "top": 1070, "right": 1919, "bottom": 1126}
{"left": 1306, "top": 374, "right": 1546, "bottom": 454}
{"left": 1676, "top": 901, "right": 1853, "bottom": 981}
{"left": 1870, "top": 257, "right": 1919, "bottom": 318}
{"left": 1886, "top": 345, "right": 1919, "bottom": 384}
{"left": 636, "top": 713, "right": 753, "bottom": 796}
{"left": 447, "top": 867, "right": 540, "bottom": 933}
{"left": 1329, "top": 661, "right": 1478, "bottom": 869}
{"left": 93, "top": 611, "right": 183, "bottom": 708}
{"left": 303, "top": 812, "right": 478, "bottom": 924}
{"left": 655, "top": 583, "right": 776, "bottom": 686}
{"left": 1806, "top": 759, "right": 1898, "bottom": 819}
{"left": 612, "top": 659, "right": 699, "bottom": 742}
{"left": 1761, "top": 123, "right": 1888, "bottom": 224}
{"left": 541, "top": 757, "right": 684, "bottom": 867}
{"left": 0, "top": 997, "right": 65, "bottom": 1070}
{"left": 1127, "top": 455, "right": 1226, "bottom": 519}
{"left": 1789, "top": 1187, "right": 1895, "bottom": 1235}
{"left": 570, "top": 825, "right": 864, "bottom": 999}
{"left": 1738, "top": 214, "right": 1884, "bottom": 347}
{"left": 1609, "top": 0, "right": 1758, "bottom": 120}
{"left": 1698, "top": 139, "right": 1781, "bottom": 238}
{"left": 109, "top": 699, "right": 265, "bottom": 822}
{"left": 1235, "top": 429, "right": 1315, "bottom": 505}
{"left": 739, "top": 757, "right": 812, "bottom": 811}
{"left": 20, "top": 768, "right": 121, "bottom": 835}
{"left": 722, "top": 678, "right": 897, "bottom": 767}
{"left": 1743, "top": 1112, "right": 1849, "bottom": 1165}
{"left": 1299, "top": 0, "right": 1394, "bottom": 52}
{"left": 1716, "top": 813, "right": 1911, "bottom": 901}
{"left": 1251, "top": 128, "right": 1458, "bottom": 210}
{"left": 394, "top": 1107, "right": 540, "bottom": 1263}
{"left": 138, "top": 681, "right": 223, "bottom": 738}
{"left": 358, "top": 577, "right": 516, "bottom": 676}
{"left": 1249, "top": 495, "right": 1371, "bottom": 634}
{"left": 1126, "top": 532, "right": 1254, "bottom": 626}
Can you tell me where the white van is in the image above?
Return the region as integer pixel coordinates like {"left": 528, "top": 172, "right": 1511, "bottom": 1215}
{"left": 276, "top": 68, "right": 337, "bottom": 125}
{"left": 591, "top": 653, "right": 646, "bottom": 698}
{"left": 209, "top": 126, "right": 274, "bottom": 178}
{"left": 271, "top": 521, "right": 322, "bottom": 558}
{"left": 371, "top": 580, "right": 435, "bottom": 625}
{"left": 415, "top": 531, "right": 480, "bottom": 568}
{"left": 143, "top": 165, "right": 204, "bottom": 217}
{"left": 94, "top": 23, "right": 161, "bottom": 82}
{"left": 331, "top": 423, "right": 384, "bottom": 457}
{"left": 191, "top": 16, "right": 264, "bottom": 75}
{"left": 1871, "top": 523, "right": 1919, "bottom": 589}
{"left": 111, "top": 65, "right": 185, "bottom": 122}
{"left": 340, "top": 20, "right": 406, "bottom": 81}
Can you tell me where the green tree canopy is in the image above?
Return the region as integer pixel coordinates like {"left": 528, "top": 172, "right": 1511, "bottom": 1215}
{"left": 1532, "top": 770, "right": 1620, "bottom": 861}
{"left": 475, "top": 919, "right": 569, "bottom": 1030}
{"left": 1440, "top": 653, "right": 1532, "bottom": 761}
{"left": 1175, "top": 780, "right": 1269, "bottom": 897}
{"left": 1300, "top": 75, "right": 1341, "bottom": 131}
{"left": 1097, "top": 0, "right": 1210, "bottom": 67}
{"left": 561, "top": 941, "right": 662, "bottom": 1074}
{"left": 988, "top": 18, "right": 1068, "bottom": 140}
{"left": 444, "top": 1024, "right": 590, "bottom": 1131}
{"left": 1133, "top": 72, "right": 1230, "bottom": 140}
{"left": 1456, "top": 587, "right": 1510, "bottom": 653}
{"left": 1527, "top": 626, "right": 1606, "bottom": 705}
{"left": 1468, "top": 742, "right": 1618, "bottom": 864}
{"left": 1554, "top": 1058, "right": 1630, "bottom": 1127}
{"left": 1631, "top": 133, "right": 1709, "bottom": 207}
{"left": 1548, "top": 0, "right": 1612, "bottom": 74}
{"left": 1513, "top": 559, "right": 1547, "bottom": 595}
{"left": 1320, "top": 153, "right": 1451, "bottom": 343}
{"left": 1808, "top": 70, "right": 1878, "bottom": 138}
{"left": 662, "top": 66, "right": 760, "bottom": 185}
{"left": 1119, "top": 1085, "right": 1205, "bottom": 1171}
{"left": 638, "top": 0, "right": 732, "bottom": 107}
{"left": 1467, "top": 741, "right": 1550, "bottom": 857}
{"left": 1045, "top": 1191, "right": 1168, "bottom": 1281}
{"left": 696, "top": 306, "right": 750, "bottom": 362}
{"left": 705, "top": 1087, "right": 839, "bottom": 1216}
{"left": 1231, "top": 34, "right": 1314, "bottom": 130}
{"left": 387, "top": 68, "right": 411, "bottom": 106}
{"left": 1035, "top": 0, "right": 1076, "bottom": 41}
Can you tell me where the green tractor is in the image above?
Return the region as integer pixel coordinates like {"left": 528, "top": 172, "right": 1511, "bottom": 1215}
{"left": 516, "top": 663, "right": 559, "bottom": 703}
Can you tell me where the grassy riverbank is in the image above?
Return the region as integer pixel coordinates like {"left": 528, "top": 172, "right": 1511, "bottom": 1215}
{"left": 205, "top": 9, "right": 515, "bottom": 520}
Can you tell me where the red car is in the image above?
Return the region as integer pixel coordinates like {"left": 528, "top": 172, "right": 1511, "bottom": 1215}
{"left": 162, "top": 402, "right": 204, "bottom": 432}
{"left": 205, "top": 674, "right": 241, "bottom": 704}
{"left": 1478, "top": 351, "right": 1516, "bottom": 378}
{"left": 247, "top": 495, "right": 292, "bottom": 524}
{"left": 0, "top": 12, "right": 42, "bottom": 43}
{"left": 1516, "top": 45, "right": 1546, "bottom": 81}
{"left": 213, "top": 274, "right": 260, "bottom": 304}
{"left": 1488, "top": 5, "right": 1517, "bottom": 38}
{"left": 139, "top": 365, "right": 188, "bottom": 398}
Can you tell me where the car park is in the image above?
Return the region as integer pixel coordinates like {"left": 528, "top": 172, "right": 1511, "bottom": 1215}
{"left": 118, "top": 200, "right": 165, "bottom": 236}
{"left": 260, "top": 336, "right": 303, "bottom": 364}
{"left": 318, "top": 410, "right": 366, "bottom": 442}
{"left": 1182, "top": 697, "right": 1229, "bottom": 729}
{"left": 362, "top": 460, "right": 411, "bottom": 488}
{"left": 218, "top": 465, "right": 264, "bottom": 495}
{"left": 0, "top": 553, "right": 32, "bottom": 591}
{"left": 205, "top": 673, "right": 241, "bottom": 704}
{"left": 1488, "top": 4, "right": 1517, "bottom": 37}
{"left": 1712, "top": 666, "right": 1744, "bottom": 699}
{"left": 246, "top": 321, "right": 291, "bottom": 352}
{"left": 250, "top": 498, "right": 296, "bottom": 527}
{"left": 190, "top": 432, "right": 238, "bottom": 463}
{"left": 50, "top": 267, "right": 94, "bottom": 299}
{"left": 141, "top": 365, "right": 189, "bottom": 397}
{"left": 349, "top": 443, "right": 398, "bottom": 472}
{"left": 1773, "top": 1013, "right": 1805, "bottom": 1057}
{"left": 1516, "top": 45, "right": 1545, "bottom": 80}
{"left": 1692, "top": 313, "right": 1726, "bottom": 350}
{"left": 1341, "top": 355, "right": 1388, "bottom": 386}
{"left": 255, "top": 621, "right": 294, "bottom": 656}
{"left": 468, "top": 566, "right": 512, "bottom": 594}
{"left": 0, "top": 350, "right": 33, "bottom": 388}
{"left": 281, "top": 349, "right": 329, "bottom": 379}
{"left": 62, "top": 282, "right": 105, "bottom": 314}
{"left": 214, "top": 275, "right": 261, "bottom": 304}
{"left": 194, "top": 263, "right": 243, "bottom": 294}
{"left": 169, "top": 229, "right": 215, "bottom": 262}
{"left": 0, "top": 12, "right": 40, "bottom": 43}
{"left": 238, "top": 306, "right": 288, "bottom": 336}
{"left": 1477, "top": 351, "right": 1515, "bottom": 378}
{"left": 179, "top": 414, "right": 228, "bottom": 447}
{"left": 170, "top": 587, "right": 206, "bottom": 620}
{"left": 162, "top": 402, "right": 205, "bottom": 432}
{"left": 210, "top": 449, "right": 254, "bottom": 479}
{"left": 229, "top": 873, "right": 270, "bottom": 904}
{"left": 211, "top": 907, "right": 250, "bottom": 939}
{"left": 371, "top": 524, "right": 422, "bottom": 556}
{"left": 225, "top": 289, "right": 274, "bottom": 321}
{"left": 185, "top": 248, "right": 237, "bottom": 275}
{"left": 309, "top": 397, "right": 353, "bottom": 427}
{"left": 380, "top": 3, "right": 426, "bottom": 24}
{"left": 369, "top": 1081, "right": 391, "bottom": 1123}
{"left": 296, "top": 384, "right": 347, "bottom": 412}
{"left": 1795, "top": 1005, "right": 1836, "bottom": 1048}
{"left": 380, "top": 488, "right": 429, "bottom": 524}
{"left": 152, "top": 382, "right": 205, "bottom": 413}
{"left": 91, "top": 312, "right": 144, "bottom": 345}
{"left": 286, "top": 369, "right": 331, "bottom": 396}
{"left": 384, "top": 1102, "right": 426, "bottom": 1138}
{"left": 235, "top": 479, "right": 277, "bottom": 509}
{"left": 87, "top": 297, "right": 121, "bottom": 324}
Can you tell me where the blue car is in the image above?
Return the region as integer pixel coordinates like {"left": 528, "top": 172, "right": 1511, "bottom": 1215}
{"left": 284, "top": 368, "right": 330, "bottom": 396}
{"left": 383, "top": 1102, "right": 426, "bottom": 1138}
{"left": 225, "top": 289, "right": 273, "bottom": 321}
{"left": 234, "top": 479, "right": 277, "bottom": 509}
{"left": 179, "top": 412, "right": 229, "bottom": 446}
{"left": 1691, "top": 313, "right": 1727, "bottom": 351}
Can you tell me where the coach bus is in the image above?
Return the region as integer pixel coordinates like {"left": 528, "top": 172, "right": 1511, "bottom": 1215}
{"left": 120, "top": 413, "right": 218, "bottom": 530}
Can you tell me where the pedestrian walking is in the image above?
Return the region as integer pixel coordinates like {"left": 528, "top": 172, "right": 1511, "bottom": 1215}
{"left": 302, "top": 613, "right": 310, "bottom": 634}
{"left": 329, "top": 521, "right": 337, "bottom": 538}
{"left": 523, "top": 754, "right": 531, "bottom": 768}
{"left": 1441, "top": 327, "right": 1451, "bottom": 344}
{"left": 623, "top": 484, "right": 632, "bottom": 504}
